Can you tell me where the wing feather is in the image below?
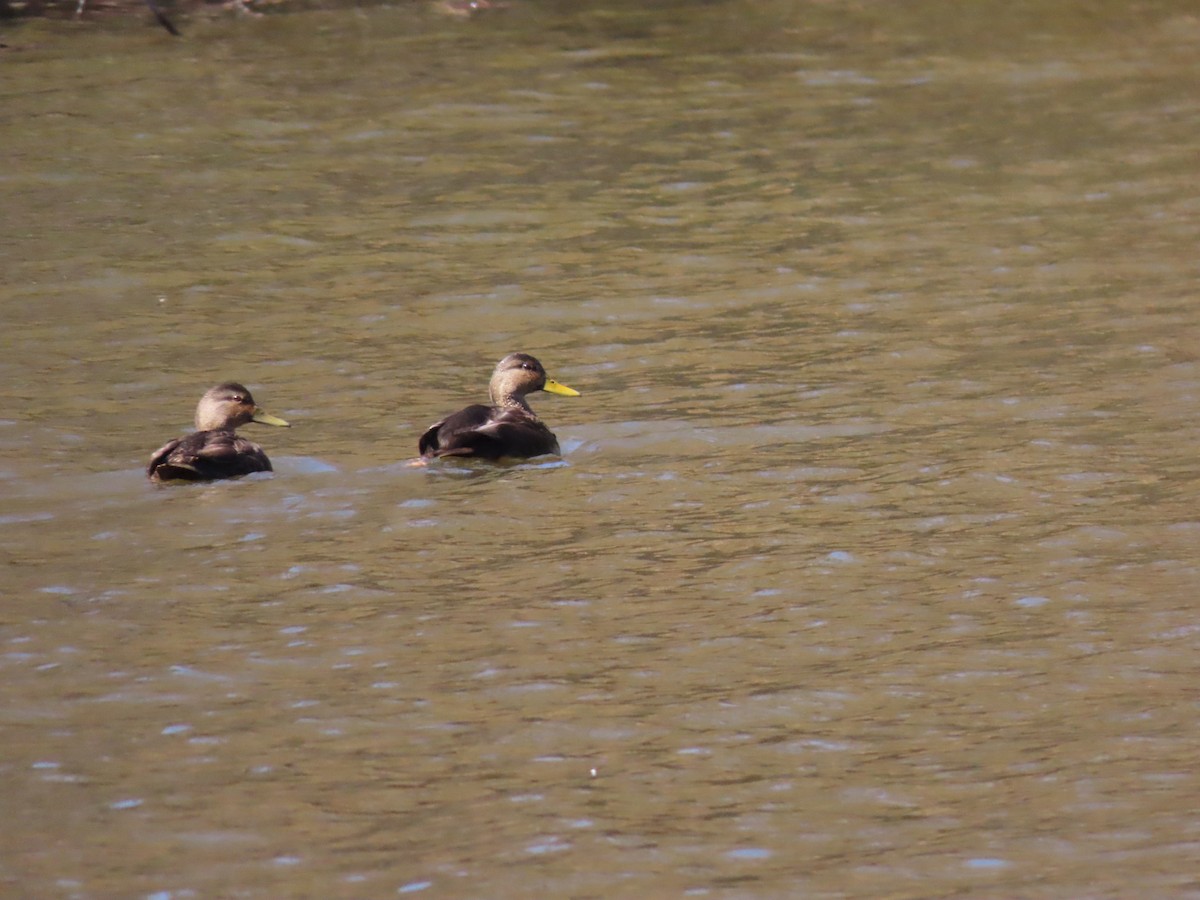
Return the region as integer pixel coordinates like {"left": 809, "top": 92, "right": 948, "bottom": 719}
{"left": 419, "top": 405, "right": 559, "bottom": 460}
{"left": 148, "top": 429, "right": 272, "bottom": 482}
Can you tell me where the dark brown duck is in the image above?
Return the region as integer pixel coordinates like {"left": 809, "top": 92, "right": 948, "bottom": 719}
{"left": 418, "top": 353, "right": 580, "bottom": 460}
{"left": 148, "top": 382, "right": 290, "bottom": 483}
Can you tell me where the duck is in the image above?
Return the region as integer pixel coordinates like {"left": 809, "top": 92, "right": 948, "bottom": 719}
{"left": 147, "top": 382, "right": 290, "bottom": 483}
{"left": 418, "top": 353, "right": 579, "bottom": 460}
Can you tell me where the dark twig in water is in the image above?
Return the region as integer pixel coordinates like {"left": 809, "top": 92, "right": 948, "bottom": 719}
{"left": 144, "top": 0, "right": 180, "bottom": 35}
{"left": 71, "top": 0, "right": 180, "bottom": 35}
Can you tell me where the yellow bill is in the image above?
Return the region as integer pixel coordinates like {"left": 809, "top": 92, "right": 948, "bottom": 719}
{"left": 542, "top": 378, "right": 580, "bottom": 397}
{"left": 252, "top": 408, "right": 291, "bottom": 427}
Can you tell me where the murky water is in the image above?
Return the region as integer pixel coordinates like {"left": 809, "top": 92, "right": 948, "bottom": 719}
{"left": 3, "top": 0, "right": 1199, "bottom": 896}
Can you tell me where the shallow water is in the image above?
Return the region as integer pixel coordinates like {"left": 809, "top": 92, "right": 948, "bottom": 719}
{"left": 3, "top": 0, "right": 1200, "bottom": 896}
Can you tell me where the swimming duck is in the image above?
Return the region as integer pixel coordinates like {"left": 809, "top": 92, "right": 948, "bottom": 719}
{"left": 418, "top": 353, "right": 579, "bottom": 460}
{"left": 147, "top": 382, "right": 290, "bottom": 483}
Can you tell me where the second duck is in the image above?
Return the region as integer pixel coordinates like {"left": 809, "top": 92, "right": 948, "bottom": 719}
{"left": 418, "top": 353, "right": 579, "bottom": 460}
{"left": 148, "top": 382, "right": 290, "bottom": 483}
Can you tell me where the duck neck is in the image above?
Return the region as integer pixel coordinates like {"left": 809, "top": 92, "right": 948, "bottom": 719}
{"left": 492, "top": 390, "right": 534, "bottom": 414}
{"left": 196, "top": 413, "right": 232, "bottom": 432}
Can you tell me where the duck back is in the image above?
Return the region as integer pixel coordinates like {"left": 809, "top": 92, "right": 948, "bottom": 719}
{"left": 419, "top": 405, "right": 560, "bottom": 460}
{"left": 148, "top": 429, "right": 273, "bottom": 482}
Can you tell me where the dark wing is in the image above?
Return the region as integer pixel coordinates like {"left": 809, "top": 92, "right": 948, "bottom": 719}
{"left": 419, "top": 404, "right": 491, "bottom": 457}
{"left": 419, "top": 405, "right": 559, "bottom": 460}
{"left": 148, "top": 429, "right": 272, "bottom": 482}
{"left": 147, "top": 437, "right": 184, "bottom": 479}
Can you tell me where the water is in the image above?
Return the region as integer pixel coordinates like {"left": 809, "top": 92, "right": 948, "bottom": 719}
{"left": 3, "top": 1, "right": 1199, "bottom": 896}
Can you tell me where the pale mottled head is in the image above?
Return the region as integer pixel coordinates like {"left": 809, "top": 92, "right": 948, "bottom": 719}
{"left": 488, "top": 353, "right": 580, "bottom": 409}
{"left": 194, "top": 382, "right": 290, "bottom": 432}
